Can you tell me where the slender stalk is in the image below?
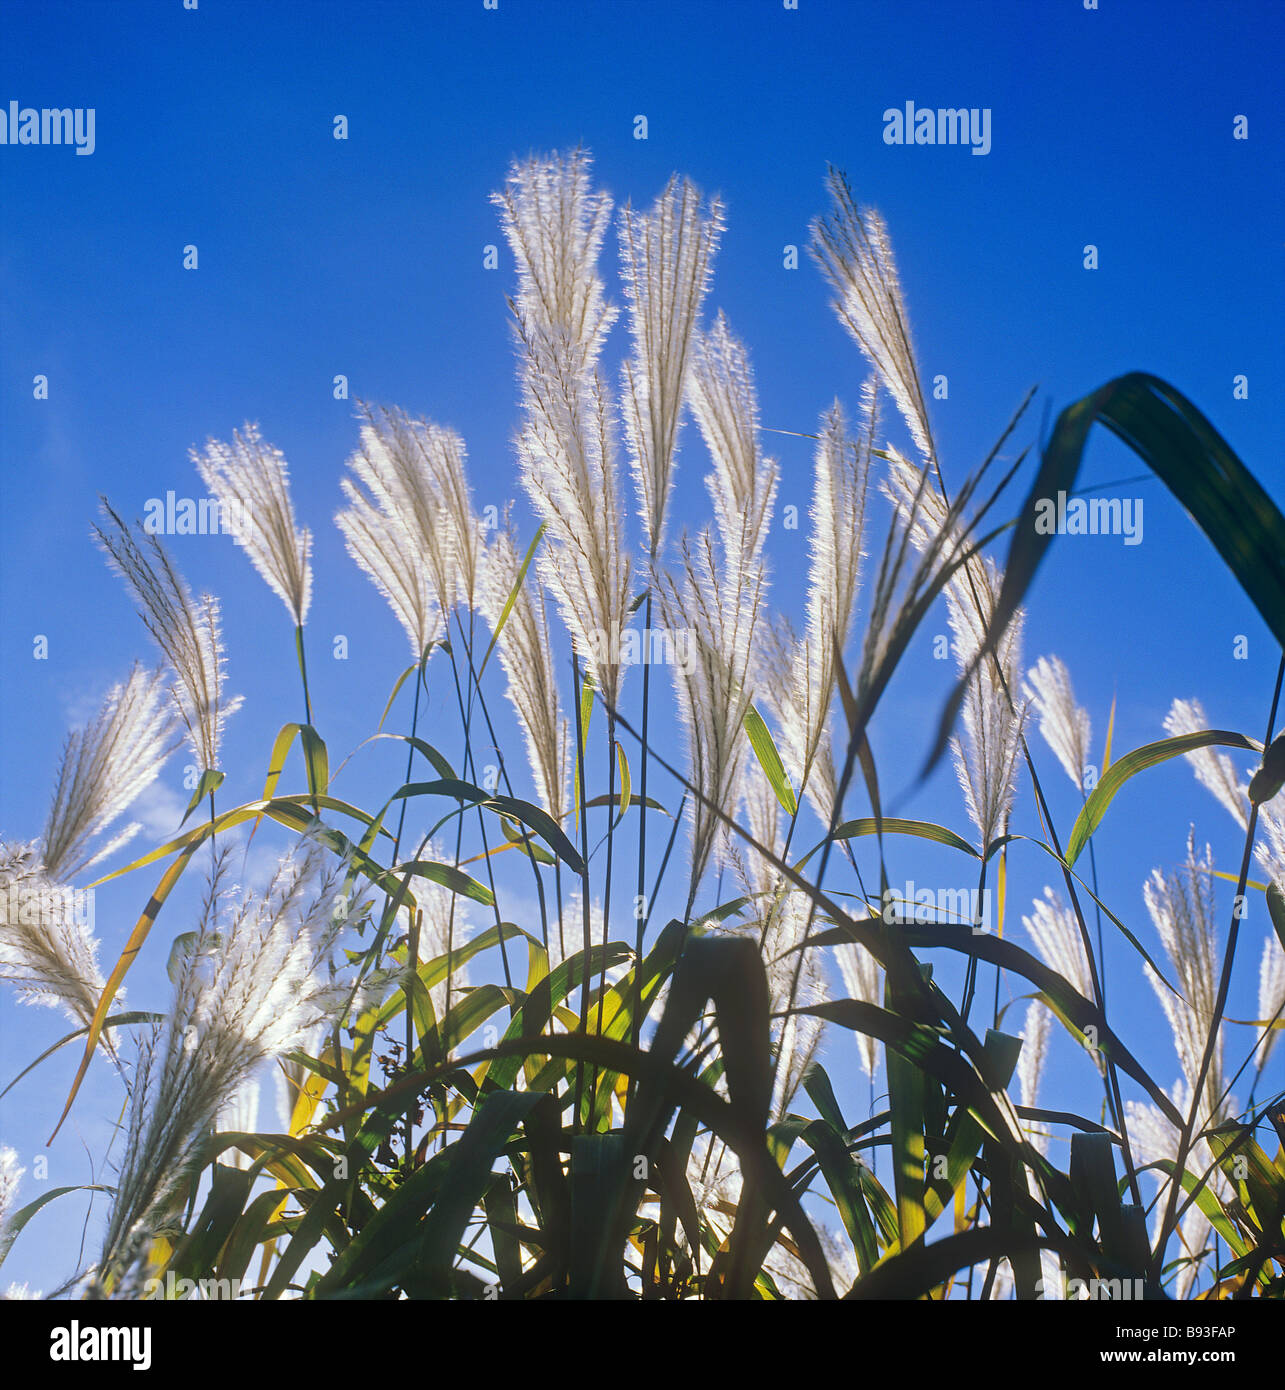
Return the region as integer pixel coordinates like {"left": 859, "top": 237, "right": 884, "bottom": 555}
{"left": 991, "top": 841, "right": 1007, "bottom": 1028}
{"left": 959, "top": 855, "right": 990, "bottom": 1027}
{"left": 632, "top": 590, "right": 654, "bottom": 1069}
{"left": 455, "top": 611, "right": 552, "bottom": 950}
{"left": 444, "top": 627, "right": 513, "bottom": 993}
{"left": 1084, "top": 831, "right": 1107, "bottom": 1012}
{"left": 394, "top": 656, "right": 425, "bottom": 1163}
{"left": 295, "top": 623, "right": 314, "bottom": 728}
{"left": 591, "top": 705, "right": 618, "bottom": 1119}
{"left": 572, "top": 652, "right": 593, "bottom": 1133}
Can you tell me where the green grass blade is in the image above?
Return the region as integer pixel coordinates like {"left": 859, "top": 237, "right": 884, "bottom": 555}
{"left": 1066, "top": 729, "right": 1260, "bottom": 865}
{"left": 744, "top": 704, "right": 797, "bottom": 815}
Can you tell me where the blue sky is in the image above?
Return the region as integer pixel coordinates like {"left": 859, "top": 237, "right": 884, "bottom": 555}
{"left": 2, "top": 0, "right": 1283, "bottom": 1295}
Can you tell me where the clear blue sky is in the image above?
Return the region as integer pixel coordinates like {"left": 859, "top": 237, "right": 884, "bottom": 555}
{"left": 2, "top": 0, "right": 1283, "bottom": 1295}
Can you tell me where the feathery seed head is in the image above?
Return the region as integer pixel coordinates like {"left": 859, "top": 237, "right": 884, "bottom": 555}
{"left": 100, "top": 837, "right": 365, "bottom": 1268}
{"left": 1142, "top": 833, "right": 1223, "bottom": 1117}
{"left": 345, "top": 402, "right": 475, "bottom": 620}
{"left": 478, "top": 520, "right": 570, "bottom": 820}
{"left": 41, "top": 663, "right": 179, "bottom": 882}
{"left": 192, "top": 424, "right": 312, "bottom": 626}
{"left": 952, "top": 611, "right": 1026, "bottom": 846}
{"left": 1255, "top": 802, "right": 1285, "bottom": 896}
{"left": 336, "top": 475, "right": 442, "bottom": 660}
{"left": 1258, "top": 931, "right": 1285, "bottom": 1068}
{"left": 493, "top": 147, "right": 618, "bottom": 377}
{"left": 0, "top": 839, "right": 112, "bottom": 1032}
{"left": 834, "top": 938, "right": 882, "bottom": 1079}
{"left": 94, "top": 500, "right": 242, "bottom": 772}
{"left": 0, "top": 1145, "right": 23, "bottom": 1230}
{"left": 619, "top": 174, "right": 725, "bottom": 557}
{"left": 810, "top": 168, "right": 934, "bottom": 464}
{"left": 1022, "top": 886, "right": 1094, "bottom": 1004}
{"left": 1023, "top": 655, "right": 1092, "bottom": 792}
{"left": 761, "top": 390, "right": 875, "bottom": 825}
{"left": 880, "top": 451, "right": 1027, "bottom": 843}
{"left": 661, "top": 314, "right": 778, "bottom": 895}
{"left": 495, "top": 149, "right": 631, "bottom": 706}
{"left": 1017, "top": 1000, "right": 1052, "bottom": 1153}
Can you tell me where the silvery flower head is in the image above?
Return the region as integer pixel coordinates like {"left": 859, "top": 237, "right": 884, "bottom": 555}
{"left": 192, "top": 423, "right": 313, "bottom": 627}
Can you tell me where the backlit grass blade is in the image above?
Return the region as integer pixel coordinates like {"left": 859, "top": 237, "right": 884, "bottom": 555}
{"left": 798, "top": 817, "right": 980, "bottom": 867}
{"left": 801, "top": 1118, "right": 878, "bottom": 1276}
{"left": 362, "top": 732, "right": 457, "bottom": 780}
{"left": 179, "top": 768, "right": 224, "bottom": 826}
{"left": 1066, "top": 729, "right": 1261, "bottom": 865}
{"left": 393, "top": 858, "right": 495, "bottom": 907}
{"left": 744, "top": 704, "right": 797, "bottom": 815}
{"left": 846, "top": 1225, "right": 1075, "bottom": 1301}
{"left": 894, "top": 924, "right": 1183, "bottom": 1125}
{"left": 1101, "top": 689, "right": 1117, "bottom": 776}
{"left": 387, "top": 780, "right": 585, "bottom": 873}
{"left": 921, "top": 1029, "right": 1023, "bottom": 1230}
{"left": 1249, "top": 731, "right": 1285, "bottom": 805}
{"left": 1268, "top": 883, "right": 1285, "bottom": 956}
{"left": 885, "top": 993, "right": 927, "bottom": 1249}
{"left": 258, "top": 721, "right": 330, "bottom": 806}
{"left": 615, "top": 739, "right": 632, "bottom": 825}
{"left": 375, "top": 661, "right": 420, "bottom": 733}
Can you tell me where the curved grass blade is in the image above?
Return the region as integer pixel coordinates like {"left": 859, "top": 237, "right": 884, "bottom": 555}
{"left": 846, "top": 1225, "right": 1083, "bottom": 1301}
{"left": 394, "top": 858, "right": 495, "bottom": 907}
{"left": 1249, "top": 731, "right": 1285, "bottom": 806}
{"left": 926, "top": 372, "right": 1285, "bottom": 779}
{"left": 0, "top": 1012, "right": 163, "bottom": 1102}
{"left": 51, "top": 836, "right": 204, "bottom": 1142}
{"left": 744, "top": 704, "right": 797, "bottom": 816}
{"left": 1066, "top": 729, "right": 1261, "bottom": 865}
{"left": 476, "top": 521, "right": 545, "bottom": 684}
{"left": 179, "top": 768, "right": 225, "bottom": 827}
{"left": 361, "top": 732, "right": 457, "bottom": 780}
{"left": 615, "top": 739, "right": 632, "bottom": 825}
{"left": 0, "top": 1184, "right": 117, "bottom": 1267}
{"left": 89, "top": 793, "right": 394, "bottom": 887}
{"left": 797, "top": 817, "right": 980, "bottom": 869}
{"left": 388, "top": 780, "right": 584, "bottom": 874}
{"left": 893, "top": 925, "right": 1183, "bottom": 1126}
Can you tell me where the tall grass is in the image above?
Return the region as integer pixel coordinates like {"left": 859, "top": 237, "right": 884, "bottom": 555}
{"left": 2, "top": 148, "right": 1284, "bottom": 1302}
